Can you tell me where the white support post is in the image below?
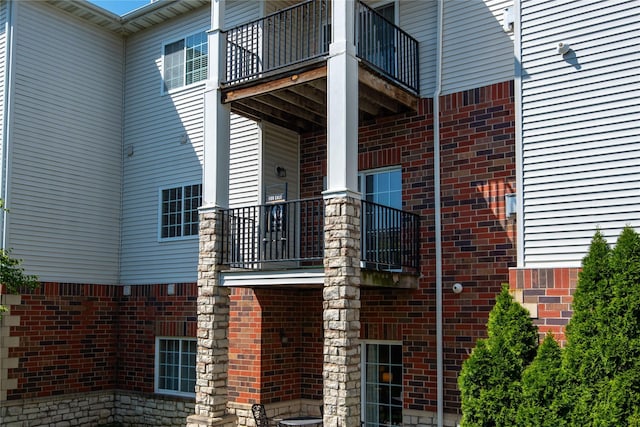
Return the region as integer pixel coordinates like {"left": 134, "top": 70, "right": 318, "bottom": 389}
{"left": 324, "top": 0, "right": 359, "bottom": 199}
{"left": 202, "top": 0, "right": 230, "bottom": 210}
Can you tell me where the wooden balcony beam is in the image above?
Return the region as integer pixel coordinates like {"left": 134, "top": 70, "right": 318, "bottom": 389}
{"left": 223, "top": 65, "right": 327, "bottom": 104}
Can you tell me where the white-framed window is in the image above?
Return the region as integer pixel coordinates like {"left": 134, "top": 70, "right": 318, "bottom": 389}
{"left": 159, "top": 183, "right": 202, "bottom": 240}
{"left": 163, "top": 31, "right": 208, "bottom": 92}
{"left": 362, "top": 341, "right": 403, "bottom": 427}
{"left": 359, "top": 167, "right": 402, "bottom": 209}
{"left": 155, "top": 337, "right": 197, "bottom": 397}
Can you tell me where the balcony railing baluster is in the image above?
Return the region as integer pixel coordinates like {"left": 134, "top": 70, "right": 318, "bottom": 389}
{"left": 223, "top": 0, "right": 418, "bottom": 93}
{"left": 220, "top": 198, "right": 419, "bottom": 274}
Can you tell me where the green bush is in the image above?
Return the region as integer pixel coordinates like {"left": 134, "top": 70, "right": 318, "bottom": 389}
{"left": 458, "top": 285, "right": 538, "bottom": 427}
{"left": 460, "top": 227, "right": 640, "bottom": 426}
{"left": 0, "top": 200, "right": 38, "bottom": 316}
{"left": 516, "top": 334, "right": 565, "bottom": 427}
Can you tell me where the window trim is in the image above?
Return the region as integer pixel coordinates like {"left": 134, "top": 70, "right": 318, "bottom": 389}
{"left": 155, "top": 336, "right": 197, "bottom": 398}
{"left": 158, "top": 182, "right": 202, "bottom": 242}
{"left": 161, "top": 29, "right": 209, "bottom": 94}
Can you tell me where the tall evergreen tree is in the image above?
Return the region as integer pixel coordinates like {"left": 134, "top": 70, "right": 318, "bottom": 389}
{"left": 458, "top": 285, "right": 539, "bottom": 426}
{"left": 564, "top": 227, "right": 640, "bottom": 425}
{"left": 516, "top": 334, "right": 565, "bottom": 427}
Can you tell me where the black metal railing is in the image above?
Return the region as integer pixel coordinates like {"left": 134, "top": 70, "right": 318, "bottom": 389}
{"left": 224, "top": 0, "right": 330, "bottom": 85}
{"left": 220, "top": 198, "right": 325, "bottom": 269}
{"left": 356, "top": 2, "right": 419, "bottom": 93}
{"left": 223, "top": 0, "right": 419, "bottom": 93}
{"left": 361, "top": 200, "right": 420, "bottom": 273}
{"left": 220, "top": 198, "right": 420, "bottom": 274}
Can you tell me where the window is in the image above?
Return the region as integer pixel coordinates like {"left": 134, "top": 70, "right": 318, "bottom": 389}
{"left": 156, "top": 337, "right": 197, "bottom": 396}
{"left": 160, "top": 183, "right": 202, "bottom": 240}
{"left": 163, "top": 31, "right": 208, "bottom": 92}
{"left": 362, "top": 342, "right": 403, "bottom": 426}
{"left": 360, "top": 168, "right": 402, "bottom": 210}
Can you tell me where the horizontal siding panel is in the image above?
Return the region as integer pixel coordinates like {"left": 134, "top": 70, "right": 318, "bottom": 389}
{"left": 8, "top": 2, "right": 123, "bottom": 284}
{"left": 229, "top": 113, "right": 260, "bottom": 208}
{"left": 120, "top": 6, "right": 210, "bottom": 285}
{"left": 520, "top": 0, "right": 640, "bottom": 267}
{"left": 400, "top": 0, "right": 437, "bottom": 96}
{"left": 441, "top": 0, "right": 514, "bottom": 94}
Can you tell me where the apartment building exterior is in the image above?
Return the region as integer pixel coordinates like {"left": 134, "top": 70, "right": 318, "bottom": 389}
{"left": 0, "top": 0, "right": 635, "bottom": 426}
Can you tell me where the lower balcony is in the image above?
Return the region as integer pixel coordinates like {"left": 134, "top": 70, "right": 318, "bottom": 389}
{"left": 218, "top": 198, "right": 420, "bottom": 288}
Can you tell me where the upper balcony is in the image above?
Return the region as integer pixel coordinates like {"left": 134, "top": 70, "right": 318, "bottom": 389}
{"left": 221, "top": 0, "right": 420, "bottom": 133}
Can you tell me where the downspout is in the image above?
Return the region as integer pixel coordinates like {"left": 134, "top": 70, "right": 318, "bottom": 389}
{"left": 434, "top": 0, "right": 444, "bottom": 426}
{"left": 1, "top": 0, "right": 16, "bottom": 250}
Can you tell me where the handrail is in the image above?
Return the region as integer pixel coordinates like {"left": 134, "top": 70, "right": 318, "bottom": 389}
{"left": 355, "top": 1, "right": 420, "bottom": 93}
{"left": 361, "top": 200, "right": 420, "bottom": 272}
{"left": 222, "top": 0, "right": 419, "bottom": 93}
{"left": 223, "top": 0, "right": 330, "bottom": 85}
{"left": 220, "top": 198, "right": 420, "bottom": 274}
{"left": 220, "top": 198, "right": 325, "bottom": 269}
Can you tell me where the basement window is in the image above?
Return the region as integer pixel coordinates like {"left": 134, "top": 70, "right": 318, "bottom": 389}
{"left": 155, "top": 337, "right": 196, "bottom": 397}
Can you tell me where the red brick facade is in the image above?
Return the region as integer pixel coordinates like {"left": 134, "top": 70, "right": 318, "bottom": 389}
{"left": 300, "top": 80, "right": 517, "bottom": 412}
{"left": 509, "top": 267, "right": 579, "bottom": 344}
{"left": 6, "top": 282, "right": 196, "bottom": 400}
{"left": 6, "top": 80, "right": 523, "bottom": 416}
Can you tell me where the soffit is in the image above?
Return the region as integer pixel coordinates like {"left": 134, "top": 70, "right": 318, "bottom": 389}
{"left": 45, "top": 0, "right": 210, "bottom": 36}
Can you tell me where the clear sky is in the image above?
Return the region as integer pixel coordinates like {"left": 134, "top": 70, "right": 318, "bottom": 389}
{"left": 89, "top": 0, "right": 152, "bottom": 16}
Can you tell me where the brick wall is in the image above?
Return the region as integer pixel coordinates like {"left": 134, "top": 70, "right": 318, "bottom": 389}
{"left": 5, "top": 282, "right": 197, "bottom": 401}
{"left": 6, "top": 283, "right": 119, "bottom": 400}
{"left": 117, "top": 283, "right": 197, "bottom": 393}
{"left": 300, "top": 80, "right": 516, "bottom": 414}
{"left": 228, "top": 288, "right": 323, "bottom": 405}
{"left": 509, "top": 267, "right": 579, "bottom": 344}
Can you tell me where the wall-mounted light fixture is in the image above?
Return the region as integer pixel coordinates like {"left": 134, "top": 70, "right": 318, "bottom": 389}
{"left": 167, "top": 283, "right": 175, "bottom": 295}
{"left": 502, "top": 7, "right": 514, "bottom": 32}
{"left": 276, "top": 165, "right": 287, "bottom": 178}
{"left": 556, "top": 42, "right": 571, "bottom": 56}
{"left": 126, "top": 144, "right": 134, "bottom": 157}
{"left": 280, "top": 329, "right": 289, "bottom": 344}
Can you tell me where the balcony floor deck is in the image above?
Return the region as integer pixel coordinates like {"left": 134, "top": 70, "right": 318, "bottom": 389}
{"left": 222, "top": 62, "right": 419, "bottom": 133}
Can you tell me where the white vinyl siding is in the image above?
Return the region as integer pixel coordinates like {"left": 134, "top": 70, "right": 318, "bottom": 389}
{"left": 518, "top": 0, "right": 640, "bottom": 267}
{"left": 0, "top": 0, "right": 7, "bottom": 195}
{"left": 262, "top": 122, "right": 299, "bottom": 203}
{"left": 440, "top": 0, "right": 514, "bottom": 95}
{"left": 5, "top": 1, "right": 123, "bottom": 283}
{"left": 120, "top": 7, "right": 209, "bottom": 285}
{"left": 229, "top": 113, "right": 260, "bottom": 208}
{"left": 399, "top": 0, "right": 437, "bottom": 96}
{"left": 120, "top": 3, "right": 262, "bottom": 284}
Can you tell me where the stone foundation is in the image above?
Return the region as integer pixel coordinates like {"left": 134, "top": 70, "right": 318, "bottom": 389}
{"left": 0, "top": 391, "right": 115, "bottom": 427}
{"left": 114, "top": 391, "right": 195, "bottom": 426}
{"left": 0, "top": 390, "right": 195, "bottom": 427}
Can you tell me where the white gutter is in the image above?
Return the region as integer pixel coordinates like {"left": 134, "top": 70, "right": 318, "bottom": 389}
{"left": 1, "top": 0, "right": 16, "bottom": 250}
{"left": 434, "top": 0, "right": 444, "bottom": 426}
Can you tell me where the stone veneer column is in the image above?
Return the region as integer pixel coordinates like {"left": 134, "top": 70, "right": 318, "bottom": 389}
{"left": 323, "top": 195, "right": 361, "bottom": 427}
{"left": 187, "top": 209, "right": 235, "bottom": 427}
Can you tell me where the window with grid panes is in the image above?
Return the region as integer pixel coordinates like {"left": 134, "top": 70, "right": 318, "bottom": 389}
{"left": 160, "top": 184, "right": 201, "bottom": 240}
{"left": 163, "top": 31, "right": 208, "bottom": 92}
{"left": 362, "top": 342, "right": 403, "bottom": 426}
{"left": 156, "top": 337, "right": 196, "bottom": 396}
